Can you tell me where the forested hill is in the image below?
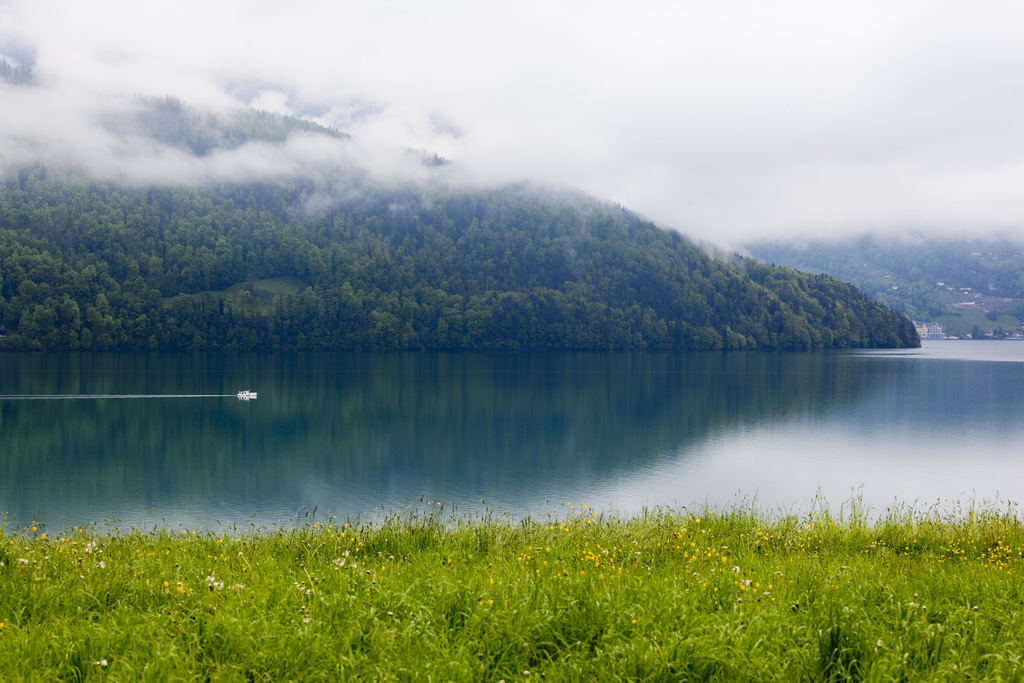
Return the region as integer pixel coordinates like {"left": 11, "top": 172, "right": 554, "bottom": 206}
{"left": 0, "top": 166, "right": 918, "bottom": 351}
{"left": 0, "top": 93, "right": 916, "bottom": 352}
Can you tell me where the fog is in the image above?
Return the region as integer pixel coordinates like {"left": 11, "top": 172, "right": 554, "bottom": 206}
{"left": 3, "top": 0, "right": 1024, "bottom": 245}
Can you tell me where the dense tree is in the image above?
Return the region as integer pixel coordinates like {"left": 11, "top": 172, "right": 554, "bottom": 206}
{"left": 0, "top": 168, "right": 918, "bottom": 352}
{"left": 0, "top": 97, "right": 917, "bottom": 352}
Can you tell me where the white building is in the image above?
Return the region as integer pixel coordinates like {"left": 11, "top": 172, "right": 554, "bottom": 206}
{"left": 913, "top": 321, "right": 946, "bottom": 340}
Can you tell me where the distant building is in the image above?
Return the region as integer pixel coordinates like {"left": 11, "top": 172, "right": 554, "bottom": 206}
{"left": 913, "top": 321, "right": 946, "bottom": 339}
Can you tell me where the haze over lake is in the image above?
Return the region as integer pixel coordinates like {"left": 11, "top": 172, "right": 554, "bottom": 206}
{"left": 2, "top": 341, "right": 1022, "bottom": 530}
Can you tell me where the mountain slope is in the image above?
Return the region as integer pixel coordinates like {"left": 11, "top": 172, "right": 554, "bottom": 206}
{"left": 0, "top": 167, "right": 917, "bottom": 351}
{"left": 747, "top": 236, "right": 1024, "bottom": 337}
{"left": 0, "top": 97, "right": 918, "bottom": 352}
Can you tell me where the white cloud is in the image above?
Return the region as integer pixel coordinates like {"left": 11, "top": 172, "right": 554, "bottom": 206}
{"left": 3, "top": 0, "right": 1024, "bottom": 244}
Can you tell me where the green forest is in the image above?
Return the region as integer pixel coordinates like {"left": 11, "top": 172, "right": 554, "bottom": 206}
{"left": 0, "top": 95, "right": 918, "bottom": 352}
{"left": 0, "top": 169, "right": 916, "bottom": 352}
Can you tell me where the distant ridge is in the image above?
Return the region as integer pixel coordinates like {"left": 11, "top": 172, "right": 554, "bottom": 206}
{"left": 747, "top": 235, "right": 1024, "bottom": 338}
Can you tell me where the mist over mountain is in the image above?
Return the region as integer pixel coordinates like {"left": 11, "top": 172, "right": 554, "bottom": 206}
{"left": 0, "top": 60, "right": 447, "bottom": 191}
{"left": 0, "top": 95, "right": 918, "bottom": 352}
{"left": 102, "top": 96, "right": 347, "bottom": 157}
{"left": 0, "top": 57, "right": 34, "bottom": 86}
{"left": 5, "top": 2, "right": 1024, "bottom": 245}
{"left": 0, "top": 57, "right": 922, "bottom": 352}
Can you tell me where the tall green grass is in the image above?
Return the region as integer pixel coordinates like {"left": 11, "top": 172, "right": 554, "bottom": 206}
{"left": 1, "top": 502, "right": 1022, "bottom": 680}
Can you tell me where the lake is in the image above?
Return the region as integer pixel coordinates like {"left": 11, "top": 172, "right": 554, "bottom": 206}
{"left": 1, "top": 341, "right": 1023, "bottom": 530}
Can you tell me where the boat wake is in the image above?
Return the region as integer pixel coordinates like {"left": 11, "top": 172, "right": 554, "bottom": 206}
{"left": 0, "top": 394, "right": 238, "bottom": 400}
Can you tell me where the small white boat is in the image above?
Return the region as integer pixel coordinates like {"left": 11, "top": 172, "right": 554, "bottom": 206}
{"left": 238, "top": 363, "right": 257, "bottom": 400}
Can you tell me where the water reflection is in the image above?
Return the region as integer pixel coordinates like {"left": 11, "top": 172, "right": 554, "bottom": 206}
{"left": 1, "top": 343, "right": 1022, "bottom": 528}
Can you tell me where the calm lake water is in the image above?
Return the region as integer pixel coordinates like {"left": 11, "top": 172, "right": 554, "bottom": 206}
{"left": 2, "top": 341, "right": 1023, "bottom": 529}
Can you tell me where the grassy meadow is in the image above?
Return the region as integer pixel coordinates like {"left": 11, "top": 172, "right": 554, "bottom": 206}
{"left": 1, "top": 502, "right": 1023, "bottom": 681}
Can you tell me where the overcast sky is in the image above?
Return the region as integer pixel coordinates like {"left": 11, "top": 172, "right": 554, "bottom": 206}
{"left": 2, "top": 0, "right": 1024, "bottom": 245}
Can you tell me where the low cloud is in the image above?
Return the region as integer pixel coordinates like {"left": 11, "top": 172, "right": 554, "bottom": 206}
{"left": 0, "top": 81, "right": 451, "bottom": 189}
{"left": 3, "top": 0, "right": 1024, "bottom": 246}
